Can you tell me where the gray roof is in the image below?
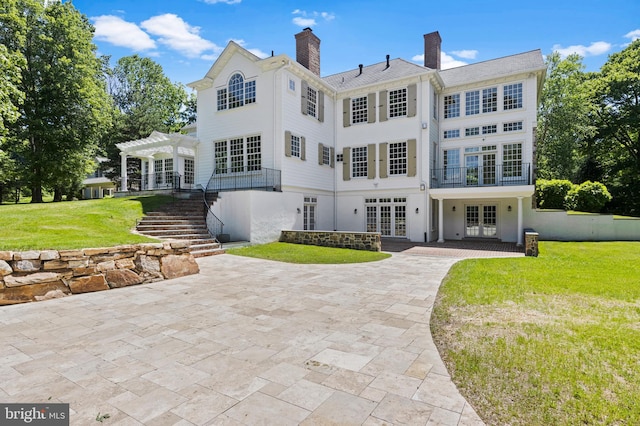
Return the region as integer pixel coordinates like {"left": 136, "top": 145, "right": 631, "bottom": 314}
{"left": 323, "top": 58, "right": 431, "bottom": 91}
{"left": 439, "top": 50, "right": 545, "bottom": 87}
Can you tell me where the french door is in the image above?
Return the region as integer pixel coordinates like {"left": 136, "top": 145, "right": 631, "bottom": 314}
{"left": 465, "top": 153, "right": 496, "bottom": 186}
{"left": 366, "top": 198, "right": 406, "bottom": 238}
{"left": 465, "top": 205, "right": 497, "bottom": 238}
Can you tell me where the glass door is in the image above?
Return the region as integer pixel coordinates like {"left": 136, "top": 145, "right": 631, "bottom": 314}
{"left": 465, "top": 204, "right": 498, "bottom": 238}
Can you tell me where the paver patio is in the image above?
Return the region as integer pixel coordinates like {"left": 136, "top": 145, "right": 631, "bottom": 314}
{"left": 0, "top": 249, "right": 492, "bottom": 425}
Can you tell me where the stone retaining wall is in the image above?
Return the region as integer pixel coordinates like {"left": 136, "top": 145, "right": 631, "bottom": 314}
{"left": 524, "top": 229, "right": 539, "bottom": 257}
{"left": 0, "top": 242, "right": 200, "bottom": 305}
{"left": 280, "top": 230, "right": 381, "bottom": 252}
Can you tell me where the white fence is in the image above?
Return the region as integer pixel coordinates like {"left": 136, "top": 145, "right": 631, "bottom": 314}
{"left": 525, "top": 209, "right": 640, "bottom": 241}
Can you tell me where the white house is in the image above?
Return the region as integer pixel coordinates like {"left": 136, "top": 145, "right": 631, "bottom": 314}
{"left": 121, "top": 29, "right": 545, "bottom": 245}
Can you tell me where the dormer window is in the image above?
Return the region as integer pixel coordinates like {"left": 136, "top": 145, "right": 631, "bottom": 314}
{"left": 217, "top": 73, "right": 256, "bottom": 111}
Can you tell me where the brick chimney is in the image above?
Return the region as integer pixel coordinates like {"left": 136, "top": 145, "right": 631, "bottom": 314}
{"left": 423, "top": 31, "right": 442, "bottom": 70}
{"left": 295, "top": 28, "right": 321, "bottom": 76}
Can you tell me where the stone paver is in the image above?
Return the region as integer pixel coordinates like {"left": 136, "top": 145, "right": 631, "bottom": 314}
{"left": 0, "top": 250, "right": 488, "bottom": 425}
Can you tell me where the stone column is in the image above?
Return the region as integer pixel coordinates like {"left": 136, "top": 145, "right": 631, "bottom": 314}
{"left": 517, "top": 196, "right": 524, "bottom": 246}
{"left": 120, "top": 152, "right": 127, "bottom": 192}
{"left": 437, "top": 198, "right": 444, "bottom": 243}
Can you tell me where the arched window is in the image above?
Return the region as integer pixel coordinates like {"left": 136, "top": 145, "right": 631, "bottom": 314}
{"left": 216, "top": 73, "right": 256, "bottom": 111}
{"left": 228, "top": 73, "right": 244, "bottom": 109}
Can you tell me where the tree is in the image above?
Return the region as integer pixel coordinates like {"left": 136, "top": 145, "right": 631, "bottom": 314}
{"left": 101, "top": 55, "right": 188, "bottom": 187}
{"left": 587, "top": 40, "right": 640, "bottom": 215}
{"left": 0, "top": 0, "right": 112, "bottom": 202}
{"left": 536, "top": 52, "right": 593, "bottom": 181}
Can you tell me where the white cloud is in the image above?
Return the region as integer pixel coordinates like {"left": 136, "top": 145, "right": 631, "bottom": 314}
{"left": 92, "top": 15, "right": 156, "bottom": 51}
{"left": 141, "top": 14, "right": 222, "bottom": 59}
{"left": 413, "top": 52, "right": 468, "bottom": 69}
{"left": 292, "top": 10, "right": 335, "bottom": 27}
{"left": 293, "top": 17, "right": 317, "bottom": 27}
{"left": 200, "top": 0, "right": 241, "bottom": 4}
{"left": 624, "top": 29, "right": 640, "bottom": 41}
{"left": 451, "top": 49, "right": 478, "bottom": 59}
{"left": 552, "top": 41, "right": 612, "bottom": 58}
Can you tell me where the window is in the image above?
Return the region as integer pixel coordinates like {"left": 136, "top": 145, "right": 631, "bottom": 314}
{"left": 352, "top": 146, "right": 368, "bottom": 178}
{"left": 303, "top": 196, "right": 317, "bottom": 230}
{"left": 465, "top": 90, "right": 480, "bottom": 115}
{"left": 336, "top": 153, "right": 344, "bottom": 162}
{"left": 504, "top": 83, "right": 523, "bottom": 110}
{"left": 322, "top": 146, "right": 330, "bottom": 165}
{"left": 184, "top": 158, "right": 194, "bottom": 184}
{"left": 389, "top": 88, "right": 407, "bottom": 118}
{"left": 247, "top": 136, "right": 261, "bottom": 171}
{"left": 503, "top": 143, "right": 523, "bottom": 178}
{"left": 217, "top": 73, "right": 256, "bottom": 111}
{"left": 504, "top": 121, "right": 523, "bottom": 132}
{"left": 389, "top": 142, "right": 407, "bottom": 175}
{"left": 306, "top": 86, "right": 317, "bottom": 118}
{"left": 444, "top": 129, "right": 460, "bottom": 139}
{"left": 214, "top": 136, "right": 261, "bottom": 174}
{"left": 352, "top": 96, "right": 367, "bottom": 124}
{"left": 444, "top": 94, "right": 460, "bottom": 118}
{"left": 482, "top": 125, "right": 497, "bottom": 134}
{"left": 444, "top": 149, "right": 460, "bottom": 181}
{"left": 291, "top": 135, "right": 301, "bottom": 158}
{"left": 289, "top": 79, "right": 295, "bottom": 91}
{"left": 465, "top": 127, "right": 480, "bottom": 137}
{"left": 482, "top": 87, "right": 497, "bottom": 113}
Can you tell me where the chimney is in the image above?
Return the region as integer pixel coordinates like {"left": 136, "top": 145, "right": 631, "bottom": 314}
{"left": 423, "top": 31, "right": 442, "bottom": 70}
{"left": 295, "top": 28, "right": 321, "bottom": 76}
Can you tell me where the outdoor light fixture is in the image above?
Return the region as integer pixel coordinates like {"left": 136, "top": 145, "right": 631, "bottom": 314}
{"left": 415, "top": 208, "right": 419, "bottom": 214}
{"left": 452, "top": 206, "right": 456, "bottom": 212}
{"left": 508, "top": 205, "right": 512, "bottom": 212}
{"left": 419, "top": 183, "right": 426, "bottom": 191}
{"left": 354, "top": 208, "right": 358, "bottom": 214}
{"left": 297, "top": 208, "right": 301, "bottom": 214}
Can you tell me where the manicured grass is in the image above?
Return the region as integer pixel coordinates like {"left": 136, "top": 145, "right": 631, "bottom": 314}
{"left": 226, "top": 242, "right": 391, "bottom": 264}
{"left": 0, "top": 195, "right": 173, "bottom": 250}
{"left": 431, "top": 241, "right": 640, "bottom": 425}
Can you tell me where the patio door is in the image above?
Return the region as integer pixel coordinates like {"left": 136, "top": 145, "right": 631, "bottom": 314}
{"left": 465, "top": 205, "right": 497, "bottom": 238}
{"left": 365, "top": 198, "right": 407, "bottom": 238}
{"left": 465, "top": 153, "right": 496, "bottom": 186}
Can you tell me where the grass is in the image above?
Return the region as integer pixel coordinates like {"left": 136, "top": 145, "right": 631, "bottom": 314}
{"left": 226, "top": 242, "right": 391, "bottom": 264}
{"left": 431, "top": 241, "right": 640, "bottom": 425}
{"left": 0, "top": 195, "right": 174, "bottom": 250}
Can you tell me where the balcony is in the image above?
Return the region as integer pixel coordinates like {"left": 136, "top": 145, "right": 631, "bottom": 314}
{"left": 206, "top": 167, "right": 282, "bottom": 193}
{"left": 431, "top": 163, "right": 532, "bottom": 189}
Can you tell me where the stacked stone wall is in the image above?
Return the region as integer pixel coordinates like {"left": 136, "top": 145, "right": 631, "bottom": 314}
{"left": 280, "top": 230, "right": 381, "bottom": 252}
{"left": 0, "top": 242, "right": 199, "bottom": 305}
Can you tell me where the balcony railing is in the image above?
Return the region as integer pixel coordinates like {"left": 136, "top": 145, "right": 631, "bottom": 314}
{"left": 123, "top": 172, "right": 195, "bottom": 192}
{"left": 431, "top": 163, "right": 532, "bottom": 188}
{"left": 206, "top": 167, "right": 281, "bottom": 193}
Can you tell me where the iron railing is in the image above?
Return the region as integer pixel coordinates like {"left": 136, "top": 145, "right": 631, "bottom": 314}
{"left": 431, "top": 163, "right": 532, "bottom": 188}
{"left": 206, "top": 167, "right": 281, "bottom": 193}
{"left": 203, "top": 181, "right": 224, "bottom": 241}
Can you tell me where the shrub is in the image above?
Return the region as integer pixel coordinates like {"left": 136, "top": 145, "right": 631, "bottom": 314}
{"left": 536, "top": 179, "right": 575, "bottom": 209}
{"left": 564, "top": 181, "right": 612, "bottom": 213}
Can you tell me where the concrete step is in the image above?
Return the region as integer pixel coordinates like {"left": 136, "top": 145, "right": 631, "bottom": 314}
{"left": 137, "top": 224, "right": 207, "bottom": 232}
{"left": 191, "top": 248, "right": 225, "bottom": 258}
{"left": 138, "top": 219, "right": 206, "bottom": 226}
{"left": 146, "top": 233, "right": 213, "bottom": 240}
{"left": 138, "top": 229, "right": 208, "bottom": 237}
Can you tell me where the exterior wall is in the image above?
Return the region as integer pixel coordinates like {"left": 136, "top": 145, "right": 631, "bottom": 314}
{"left": 524, "top": 209, "right": 640, "bottom": 241}
{"left": 280, "top": 230, "right": 381, "bottom": 252}
{"left": 214, "top": 190, "right": 335, "bottom": 244}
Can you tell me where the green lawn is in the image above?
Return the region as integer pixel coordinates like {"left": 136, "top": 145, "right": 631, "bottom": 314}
{"left": 226, "top": 242, "right": 391, "bottom": 264}
{"left": 0, "top": 195, "right": 173, "bottom": 250}
{"left": 431, "top": 241, "right": 640, "bottom": 425}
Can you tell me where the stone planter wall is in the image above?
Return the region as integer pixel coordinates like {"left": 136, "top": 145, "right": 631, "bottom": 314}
{"left": 280, "top": 230, "right": 381, "bottom": 252}
{"left": 0, "top": 242, "right": 200, "bottom": 305}
{"left": 524, "top": 229, "right": 539, "bottom": 257}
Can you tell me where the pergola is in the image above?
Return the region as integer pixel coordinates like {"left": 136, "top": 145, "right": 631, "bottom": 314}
{"left": 116, "top": 131, "right": 199, "bottom": 192}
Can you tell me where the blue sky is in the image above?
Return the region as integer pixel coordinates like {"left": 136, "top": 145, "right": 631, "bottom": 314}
{"left": 70, "top": 0, "right": 640, "bottom": 88}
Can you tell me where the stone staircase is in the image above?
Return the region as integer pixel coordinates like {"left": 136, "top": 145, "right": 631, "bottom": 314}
{"left": 136, "top": 195, "right": 224, "bottom": 258}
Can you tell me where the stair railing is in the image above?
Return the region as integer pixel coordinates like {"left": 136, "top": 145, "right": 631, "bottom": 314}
{"left": 203, "top": 175, "right": 224, "bottom": 241}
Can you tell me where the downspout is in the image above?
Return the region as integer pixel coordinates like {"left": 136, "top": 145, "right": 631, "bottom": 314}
{"left": 418, "top": 76, "right": 428, "bottom": 242}
{"left": 333, "top": 88, "right": 338, "bottom": 231}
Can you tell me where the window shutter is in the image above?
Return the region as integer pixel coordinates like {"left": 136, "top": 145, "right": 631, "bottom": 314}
{"left": 330, "top": 147, "right": 335, "bottom": 168}
{"left": 301, "top": 80, "right": 308, "bottom": 115}
{"left": 318, "top": 143, "right": 324, "bottom": 165}
{"left": 379, "top": 142, "right": 388, "bottom": 178}
{"left": 343, "top": 147, "right": 351, "bottom": 181}
{"left": 407, "top": 84, "right": 417, "bottom": 117}
{"left": 367, "top": 93, "right": 376, "bottom": 123}
{"left": 318, "top": 90, "right": 325, "bottom": 122}
{"left": 343, "top": 98, "right": 351, "bottom": 127}
{"left": 407, "top": 139, "right": 417, "bottom": 177}
{"left": 367, "top": 143, "right": 376, "bottom": 180}
{"left": 301, "top": 136, "right": 306, "bottom": 161}
{"left": 285, "top": 131, "right": 292, "bottom": 157}
{"left": 379, "top": 90, "right": 388, "bottom": 122}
